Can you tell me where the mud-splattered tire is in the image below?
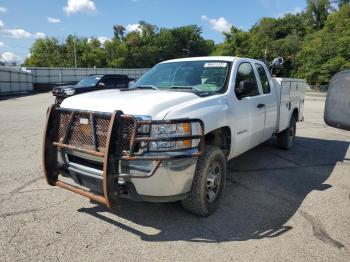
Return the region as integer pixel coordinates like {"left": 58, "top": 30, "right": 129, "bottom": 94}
{"left": 181, "top": 145, "right": 226, "bottom": 217}
{"left": 277, "top": 115, "right": 297, "bottom": 150}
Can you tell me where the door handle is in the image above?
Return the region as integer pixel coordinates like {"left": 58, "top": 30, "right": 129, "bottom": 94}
{"left": 257, "top": 103, "right": 265, "bottom": 108}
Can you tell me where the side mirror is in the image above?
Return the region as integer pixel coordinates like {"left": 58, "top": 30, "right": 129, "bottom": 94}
{"left": 324, "top": 70, "right": 350, "bottom": 131}
{"left": 98, "top": 82, "right": 105, "bottom": 87}
{"left": 236, "top": 80, "right": 256, "bottom": 99}
{"left": 128, "top": 80, "right": 135, "bottom": 89}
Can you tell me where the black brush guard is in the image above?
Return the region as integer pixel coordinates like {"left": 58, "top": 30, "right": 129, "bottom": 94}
{"left": 42, "top": 105, "right": 205, "bottom": 208}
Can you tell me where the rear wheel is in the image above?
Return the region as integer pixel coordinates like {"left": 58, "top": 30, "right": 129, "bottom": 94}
{"left": 277, "top": 115, "right": 297, "bottom": 150}
{"left": 181, "top": 145, "right": 226, "bottom": 216}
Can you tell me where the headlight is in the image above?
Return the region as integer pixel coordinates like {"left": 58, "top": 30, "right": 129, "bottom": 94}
{"left": 149, "top": 123, "right": 192, "bottom": 151}
{"left": 64, "top": 89, "right": 75, "bottom": 96}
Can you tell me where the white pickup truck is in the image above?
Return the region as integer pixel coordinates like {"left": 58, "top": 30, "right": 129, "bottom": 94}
{"left": 43, "top": 56, "right": 306, "bottom": 216}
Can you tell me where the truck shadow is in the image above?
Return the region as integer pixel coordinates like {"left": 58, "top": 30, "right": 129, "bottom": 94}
{"left": 78, "top": 136, "right": 349, "bottom": 243}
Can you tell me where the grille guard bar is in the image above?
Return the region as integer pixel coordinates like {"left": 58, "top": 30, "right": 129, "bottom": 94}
{"left": 42, "top": 105, "right": 205, "bottom": 208}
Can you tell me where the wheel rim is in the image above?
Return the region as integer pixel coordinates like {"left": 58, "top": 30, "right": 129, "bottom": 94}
{"left": 206, "top": 160, "right": 222, "bottom": 203}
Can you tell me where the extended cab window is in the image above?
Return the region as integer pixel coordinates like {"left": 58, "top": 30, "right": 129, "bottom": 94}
{"left": 235, "top": 62, "right": 260, "bottom": 99}
{"left": 256, "top": 64, "right": 271, "bottom": 94}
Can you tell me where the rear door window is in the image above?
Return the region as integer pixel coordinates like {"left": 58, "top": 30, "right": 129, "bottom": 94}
{"left": 255, "top": 64, "right": 271, "bottom": 94}
{"left": 102, "top": 77, "right": 115, "bottom": 88}
{"left": 114, "top": 76, "right": 128, "bottom": 87}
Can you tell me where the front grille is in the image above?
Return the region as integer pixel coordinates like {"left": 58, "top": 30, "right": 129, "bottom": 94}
{"left": 117, "top": 116, "right": 137, "bottom": 153}
{"left": 56, "top": 110, "right": 136, "bottom": 155}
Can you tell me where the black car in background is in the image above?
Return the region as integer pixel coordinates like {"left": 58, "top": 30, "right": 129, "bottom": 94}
{"left": 52, "top": 74, "right": 133, "bottom": 104}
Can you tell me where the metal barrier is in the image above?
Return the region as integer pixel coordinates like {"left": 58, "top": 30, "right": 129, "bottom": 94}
{"left": 28, "top": 67, "right": 149, "bottom": 84}
{"left": 0, "top": 66, "right": 150, "bottom": 95}
{"left": 0, "top": 67, "right": 33, "bottom": 95}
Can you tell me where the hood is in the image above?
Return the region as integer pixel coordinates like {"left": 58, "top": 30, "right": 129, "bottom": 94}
{"left": 60, "top": 89, "right": 200, "bottom": 119}
{"left": 53, "top": 84, "right": 96, "bottom": 91}
{"left": 53, "top": 85, "right": 76, "bottom": 91}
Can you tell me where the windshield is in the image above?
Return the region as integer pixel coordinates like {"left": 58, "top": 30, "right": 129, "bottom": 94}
{"left": 135, "top": 61, "right": 231, "bottom": 94}
{"left": 76, "top": 76, "right": 101, "bottom": 87}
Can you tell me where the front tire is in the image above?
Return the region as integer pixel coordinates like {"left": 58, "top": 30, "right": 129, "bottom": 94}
{"left": 277, "top": 115, "right": 297, "bottom": 150}
{"left": 181, "top": 145, "right": 226, "bottom": 217}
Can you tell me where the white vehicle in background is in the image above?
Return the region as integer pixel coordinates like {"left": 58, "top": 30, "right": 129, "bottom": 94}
{"left": 43, "top": 56, "right": 306, "bottom": 216}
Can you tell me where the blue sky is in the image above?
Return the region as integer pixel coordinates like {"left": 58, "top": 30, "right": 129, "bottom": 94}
{"left": 0, "top": 0, "right": 307, "bottom": 63}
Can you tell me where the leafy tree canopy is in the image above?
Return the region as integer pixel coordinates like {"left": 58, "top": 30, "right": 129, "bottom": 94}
{"left": 23, "top": 1, "right": 350, "bottom": 84}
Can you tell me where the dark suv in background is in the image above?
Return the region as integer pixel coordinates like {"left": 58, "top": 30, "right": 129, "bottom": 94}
{"left": 52, "top": 74, "right": 133, "bottom": 104}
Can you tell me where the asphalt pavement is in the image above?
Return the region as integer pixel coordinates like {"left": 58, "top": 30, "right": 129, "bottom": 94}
{"left": 0, "top": 92, "right": 349, "bottom": 261}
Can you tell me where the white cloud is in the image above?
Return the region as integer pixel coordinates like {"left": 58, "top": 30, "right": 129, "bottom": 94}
{"left": 34, "top": 32, "right": 46, "bottom": 38}
{"left": 97, "top": 36, "right": 111, "bottom": 44}
{"left": 0, "top": 41, "right": 5, "bottom": 48}
{"left": 278, "top": 6, "right": 302, "bottom": 18}
{"left": 0, "top": 52, "right": 17, "bottom": 63}
{"left": 0, "top": 19, "right": 4, "bottom": 29}
{"left": 63, "top": 0, "right": 97, "bottom": 15}
{"left": 2, "top": 28, "right": 31, "bottom": 38}
{"left": 88, "top": 36, "right": 111, "bottom": 45}
{"left": 201, "top": 15, "right": 232, "bottom": 33}
{"left": 48, "top": 17, "right": 61, "bottom": 23}
{"left": 125, "top": 23, "right": 141, "bottom": 33}
{"left": 0, "top": 6, "right": 7, "bottom": 13}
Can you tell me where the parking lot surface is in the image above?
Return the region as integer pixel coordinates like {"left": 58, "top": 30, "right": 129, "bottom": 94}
{"left": 0, "top": 92, "right": 349, "bottom": 261}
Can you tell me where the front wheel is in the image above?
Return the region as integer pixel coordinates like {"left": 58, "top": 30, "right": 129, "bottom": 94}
{"left": 277, "top": 115, "right": 297, "bottom": 150}
{"left": 181, "top": 145, "right": 226, "bottom": 216}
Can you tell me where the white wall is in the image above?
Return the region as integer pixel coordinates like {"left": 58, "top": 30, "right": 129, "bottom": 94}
{"left": 0, "top": 67, "right": 150, "bottom": 95}
{"left": 0, "top": 67, "right": 33, "bottom": 95}
{"left": 28, "top": 67, "right": 149, "bottom": 84}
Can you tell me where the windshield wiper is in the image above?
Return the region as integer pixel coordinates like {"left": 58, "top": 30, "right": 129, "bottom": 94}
{"left": 133, "top": 85, "right": 159, "bottom": 90}
{"left": 170, "top": 86, "right": 194, "bottom": 90}
{"left": 170, "top": 85, "right": 219, "bottom": 97}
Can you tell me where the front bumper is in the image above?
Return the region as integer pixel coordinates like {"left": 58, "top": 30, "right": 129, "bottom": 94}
{"left": 42, "top": 105, "right": 204, "bottom": 208}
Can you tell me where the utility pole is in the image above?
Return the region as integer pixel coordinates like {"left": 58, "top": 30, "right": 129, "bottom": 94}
{"left": 73, "top": 37, "right": 77, "bottom": 68}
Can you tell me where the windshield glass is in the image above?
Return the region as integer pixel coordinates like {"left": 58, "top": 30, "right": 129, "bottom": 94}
{"left": 135, "top": 61, "right": 231, "bottom": 93}
{"left": 77, "top": 76, "right": 101, "bottom": 87}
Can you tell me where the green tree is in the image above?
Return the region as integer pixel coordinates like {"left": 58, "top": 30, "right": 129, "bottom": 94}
{"left": 295, "top": 4, "right": 350, "bottom": 84}
{"left": 336, "top": 0, "right": 350, "bottom": 8}
{"left": 23, "top": 37, "right": 63, "bottom": 67}
{"left": 23, "top": 2, "right": 350, "bottom": 83}
{"left": 113, "top": 25, "right": 126, "bottom": 40}
{"left": 104, "top": 38, "right": 128, "bottom": 67}
{"left": 306, "top": 0, "right": 331, "bottom": 29}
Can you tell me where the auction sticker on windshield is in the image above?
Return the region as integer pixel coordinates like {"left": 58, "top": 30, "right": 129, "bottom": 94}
{"left": 204, "top": 62, "right": 228, "bottom": 68}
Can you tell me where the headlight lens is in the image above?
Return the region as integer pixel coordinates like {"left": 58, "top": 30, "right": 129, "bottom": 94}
{"left": 149, "top": 123, "right": 192, "bottom": 151}
{"left": 64, "top": 89, "right": 75, "bottom": 96}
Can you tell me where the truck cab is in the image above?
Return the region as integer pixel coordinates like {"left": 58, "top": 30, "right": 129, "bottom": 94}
{"left": 43, "top": 56, "right": 306, "bottom": 216}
